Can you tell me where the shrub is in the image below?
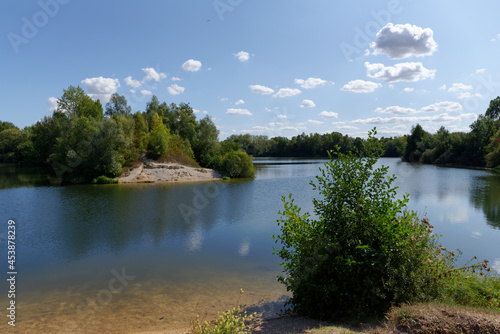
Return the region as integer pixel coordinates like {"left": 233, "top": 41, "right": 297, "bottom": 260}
{"left": 91, "top": 175, "right": 118, "bottom": 184}
{"left": 191, "top": 306, "right": 254, "bottom": 334}
{"left": 217, "top": 150, "right": 255, "bottom": 178}
{"left": 272, "top": 129, "right": 463, "bottom": 320}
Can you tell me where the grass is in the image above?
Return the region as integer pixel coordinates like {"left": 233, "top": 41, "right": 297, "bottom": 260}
{"left": 91, "top": 175, "right": 119, "bottom": 184}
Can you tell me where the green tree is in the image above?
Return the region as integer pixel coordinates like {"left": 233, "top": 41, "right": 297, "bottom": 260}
{"left": 273, "top": 130, "right": 446, "bottom": 319}
{"left": 147, "top": 113, "right": 170, "bottom": 160}
{"left": 57, "top": 86, "right": 103, "bottom": 119}
{"left": 485, "top": 96, "right": 500, "bottom": 120}
{"left": 105, "top": 93, "right": 132, "bottom": 117}
{"left": 403, "top": 124, "right": 426, "bottom": 162}
{"left": 0, "top": 128, "right": 30, "bottom": 162}
{"left": 193, "top": 116, "right": 219, "bottom": 165}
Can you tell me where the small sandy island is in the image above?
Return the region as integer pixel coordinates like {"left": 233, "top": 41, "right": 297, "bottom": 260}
{"left": 119, "top": 161, "right": 222, "bottom": 183}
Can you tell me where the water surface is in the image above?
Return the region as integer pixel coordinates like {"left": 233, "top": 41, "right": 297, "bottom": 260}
{"left": 0, "top": 158, "right": 499, "bottom": 333}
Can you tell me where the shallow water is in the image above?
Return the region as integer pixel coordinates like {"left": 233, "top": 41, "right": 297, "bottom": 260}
{"left": 0, "top": 158, "right": 499, "bottom": 333}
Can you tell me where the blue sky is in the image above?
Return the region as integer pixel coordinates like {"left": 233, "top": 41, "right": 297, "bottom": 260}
{"left": 2, "top": 0, "right": 500, "bottom": 139}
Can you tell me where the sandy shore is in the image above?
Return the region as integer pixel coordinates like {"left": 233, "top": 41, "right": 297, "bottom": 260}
{"left": 119, "top": 162, "right": 222, "bottom": 183}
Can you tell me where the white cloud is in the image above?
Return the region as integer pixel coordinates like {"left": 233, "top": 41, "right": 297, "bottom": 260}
{"left": 375, "top": 106, "right": 417, "bottom": 115}
{"left": 280, "top": 126, "right": 300, "bottom": 131}
{"left": 47, "top": 97, "right": 58, "bottom": 112}
{"left": 167, "top": 84, "right": 185, "bottom": 95}
{"left": 365, "top": 61, "right": 436, "bottom": 83}
{"left": 277, "top": 114, "right": 288, "bottom": 119}
{"left": 273, "top": 88, "right": 302, "bottom": 98}
{"left": 235, "top": 99, "right": 245, "bottom": 105}
{"left": 141, "top": 90, "right": 152, "bottom": 95}
{"left": 439, "top": 84, "right": 447, "bottom": 90}
{"left": 376, "top": 101, "right": 463, "bottom": 115}
{"left": 252, "top": 125, "right": 272, "bottom": 131}
{"left": 294, "top": 77, "right": 327, "bottom": 89}
{"left": 403, "top": 87, "right": 414, "bottom": 92}
{"left": 352, "top": 112, "right": 476, "bottom": 125}
{"left": 371, "top": 23, "right": 438, "bottom": 59}
{"left": 81, "top": 77, "right": 120, "bottom": 103}
{"left": 124, "top": 76, "right": 142, "bottom": 88}
{"left": 226, "top": 108, "right": 253, "bottom": 116}
{"left": 142, "top": 68, "right": 166, "bottom": 82}
{"left": 420, "top": 101, "right": 463, "bottom": 113}
{"left": 475, "top": 68, "right": 486, "bottom": 74}
{"left": 337, "top": 125, "right": 359, "bottom": 131}
{"left": 193, "top": 109, "right": 208, "bottom": 114}
{"left": 319, "top": 111, "right": 339, "bottom": 118}
{"left": 235, "top": 51, "right": 250, "bottom": 62}
{"left": 341, "top": 79, "right": 381, "bottom": 93}
{"left": 171, "top": 77, "right": 182, "bottom": 81}
{"left": 300, "top": 99, "right": 316, "bottom": 108}
{"left": 220, "top": 97, "right": 228, "bottom": 102}
{"left": 457, "top": 92, "right": 482, "bottom": 99}
{"left": 265, "top": 107, "right": 272, "bottom": 112}
{"left": 182, "top": 59, "right": 202, "bottom": 72}
{"left": 448, "top": 83, "right": 473, "bottom": 92}
{"left": 129, "top": 89, "right": 136, "bottom": 93}
{"left": 249, "top": 84, "right": 274, "bottom": 95}
{"left": 307, "top": 120, "right": 324, "bottom": 124}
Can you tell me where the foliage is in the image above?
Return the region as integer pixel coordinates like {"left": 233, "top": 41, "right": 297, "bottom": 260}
{"left": 105, "top": 93, "right": 131, "bottom": 117}
{"left": 0, "top": 128, "right": 30, "bottom": 162}
{"left": 485, "top": 96, "right": 500, "bottom": 120}
{"left": 57, "top": 85, "right": 103, "bottom": 119}
{"left": 403, "top": 124, "right": 427, "bottom": 162}
{"left": 216, "top": 150, "right": 255, "bottom": 178}
{"left": 272, "top": 129, "right": 496, "bottom": 320}
{"left": 147, "top": 113, "right": 170, "bottom": 160}
{"left": 191, "top": 306, "right": 254, "bottom": 334}
{"left": 91, "top": 175, "right": 118, "bottom": 184}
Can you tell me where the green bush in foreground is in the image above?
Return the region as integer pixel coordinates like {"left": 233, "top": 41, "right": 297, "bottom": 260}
{"left": 272, "top": 129, "right": 498, "bottom": 320}
{"left": 191, "top": 306, "right": 254, "bottom": 334}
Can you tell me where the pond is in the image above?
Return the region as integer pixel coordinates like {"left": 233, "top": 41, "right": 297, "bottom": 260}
{"left": 0, "top": 158, "right": 499, "bottom": 333}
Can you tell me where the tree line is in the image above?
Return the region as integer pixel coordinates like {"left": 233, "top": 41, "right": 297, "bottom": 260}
{"left": 0, "top": 85, "right": 255, "bottom": 183}
{"left": 226, "top": 97, "right": 500, "bottom": 170}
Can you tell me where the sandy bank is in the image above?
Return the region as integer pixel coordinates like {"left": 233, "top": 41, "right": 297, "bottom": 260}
{"left": 119, "top": 162, "right": 222, "bottom": 183}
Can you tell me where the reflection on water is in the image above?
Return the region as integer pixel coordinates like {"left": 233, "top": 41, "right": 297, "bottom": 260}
{"left": 470, "top": 174, "right": 500, "bottom": 229}
{"left": 0, "top": 159, "right": 499, "bottom": 333}
{"left": 0, "top": 164, "right": 59, "bottom": 189}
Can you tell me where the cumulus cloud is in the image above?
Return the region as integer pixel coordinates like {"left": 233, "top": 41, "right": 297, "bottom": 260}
{"left": 235, "top": 99, "right": 245, "bottom": 105}
{"left": 142, "top": 68, "right": 166, "bottom": 82}
{"left": 448, "top": 83, "right": 473, "bottom": 92}
{"left": 352, "top": 112, "right": 476, "bottom": 125}
{"left": 47, "top": 97, "right": 58, "bottom": 112}
{"left": 439, "top": 84, "right": 447, "bottom": 90}
{"left": 249, "top": 84, "right": 274, "bottom": 95}
{"left": 81, "top": 77, "right": 120, "bottom": 102}
{"left": 124, "top": 76, "right": 142, "bottom": 88}
{"left": 376, "top": 101, "right": 463, "bottom": 115}
{"left": 403, "top": 87, "right": 414, "bottom": 92}
{"left": 300, "top": 99, "right": 316, "bottom": 108}
{"left": 420, "top": 101, "right": 463, "bottom": 112}
{"left": 141, "top": 90, "right": 152, "bottom": 95}
{"left": 235, "top": 51, "right": 250, "bottom": 62}
{"left": 167, "top": 84, "right": 185, "bottom": 95}
{"left": 457, "top": 92, "right": 482, "bottom": 100}
{"left": 171, "top": 77, "right": 182, "bottom": 81}
{"left": 273, "top": 88, "right": 301, "bottom": 98}
{"left": 475, "top": 68, "right": 486, "bottom": 74}
{"left": 294, "top": 77, "right": 327, "bottom": 89}
{"left": 337, "top": 125, "right": 359, "bottom": 131}
{"left": 371, "top": 23, "right": 438, "bottom": 59}
{"left": 182, "top": 59, "right": 202, "bottom": 72}
{"left": 307, "top": 120, "right": 324, "bottom": 124}
{"left": 319, "top": 111, "right": 339, "bottom": 118}
{"left": 342, "top": 79, "right": 381, "bottom": 93}
{"left": 226, "top": 108, "right": 253, "bottom": 116}
{"left": 277, "top": 114, "right": 288, "bottom": 119}
{"left": 365, "top": 61, "right": 436, "bottom": 83}
{"left": 375, "top": 106, "right": 417, "bottom": 115}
